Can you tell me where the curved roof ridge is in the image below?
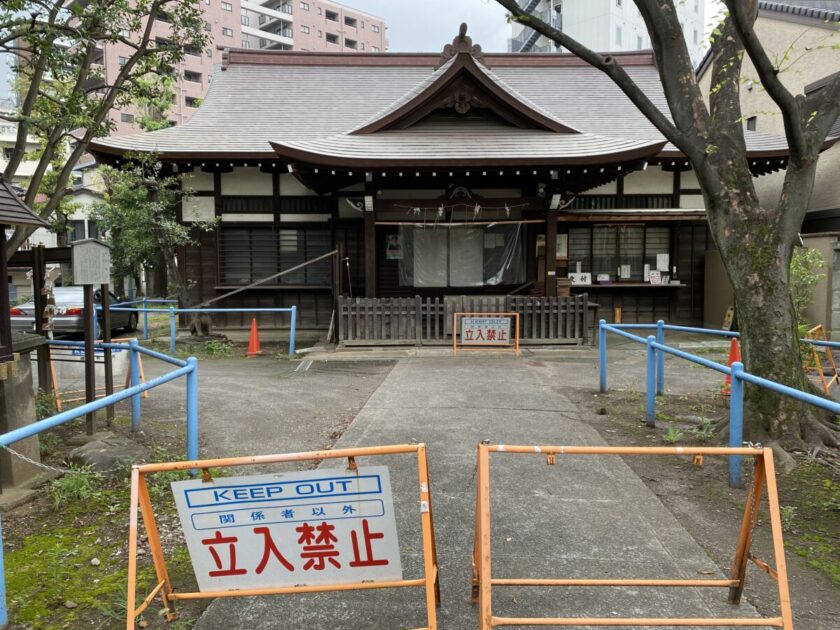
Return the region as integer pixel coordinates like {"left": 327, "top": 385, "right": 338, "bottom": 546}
{"left": 269, "top": 125, "right": 666, "bottom": 167}
{"left": 347, "top": 56, "right": 459, "bottom": 134}
{"left": 349, "top": 52, "right": 580, "bottom": 135}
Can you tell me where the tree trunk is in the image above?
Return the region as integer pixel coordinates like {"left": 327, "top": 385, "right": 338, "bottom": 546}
{"left": 150, "top": 226, "right": 212, "bottom": 336}
{"left": 152, "top": 248, "right": 168, "bottom": 297}
{"left": 133, "top": 271, "right": 144, "bottom": 298}
{"left": 709, "top": 194, "right": 840, "bottom": 449}
{"left": 151, "top": 227, "right": 190, "bottom": 307}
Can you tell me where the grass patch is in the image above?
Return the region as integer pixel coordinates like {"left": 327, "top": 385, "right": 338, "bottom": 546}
{"left": 778, "top": 461, "right": 840, "bottom": 585}
{"left": 5, "top": 419, "right": 206, "bottom": 628}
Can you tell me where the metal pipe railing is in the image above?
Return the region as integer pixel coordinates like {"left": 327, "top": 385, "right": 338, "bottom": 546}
{"left": 599, "top": 319, "right": 840, "bottom": 489}
{"left": 104, "top": 305, "right": 298, "bottom": 356}
{"left": 0, "top": 340, "right": 199, "bottom": 626}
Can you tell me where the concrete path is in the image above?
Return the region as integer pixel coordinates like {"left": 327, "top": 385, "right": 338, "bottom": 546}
{"left": 195, "top": 355, "right": 760, "bottom": 629}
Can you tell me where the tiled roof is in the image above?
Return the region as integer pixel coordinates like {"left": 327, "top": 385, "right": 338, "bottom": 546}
{"left": 0, "top": 178, "right": 48, "bottom": 227}
{"left": 759, "top": 1, "right": 840, "bottom": 20}
{"left": 805, "top": 71, "right": 840, "bottom": 138}
{"left": 271, "top": 121, "right": 665, "bottom": 167}
{"left": 90, "top": 49, "right": 792, "bottom": 163}
{"left": 349, "top": 54, "right": 579, "bottom": 135}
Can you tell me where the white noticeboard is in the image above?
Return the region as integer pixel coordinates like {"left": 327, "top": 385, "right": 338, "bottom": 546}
{"left": 172, "top": 466, "right": 403, "bottom": 592}
{"left": 71, "top": 239, "right": 112, "bottom": 286}
{"left": 460, "top": 316, "right": 511, "bottom": 345}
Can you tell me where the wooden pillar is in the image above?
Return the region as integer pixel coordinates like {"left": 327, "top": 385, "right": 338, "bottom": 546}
{"left": 32, "top": 244, "right": 51, "bottom": 393}
{"left": 364, "top": 208, "right": 376, "bottom": 298}
{"left": 616, "top": 174, "right": 625, "bottom": 209}
{"left": 83, "top": 284, "right": 95, "bottom": 435}
{"left": 101, "top": 283, "right": 114, "bottom": 424}
{"left": 545, "top": 206, "right": 558, "bottom": 297}
{"left": 671, "top": 169, "right": 682, "bottom": 209}
{"left": 0, "top": 226, "right": 12, "bottom": 363}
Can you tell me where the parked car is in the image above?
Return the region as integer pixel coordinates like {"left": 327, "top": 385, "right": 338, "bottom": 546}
{"left": 10, "top": 287, "right": 138, "bottom": 334}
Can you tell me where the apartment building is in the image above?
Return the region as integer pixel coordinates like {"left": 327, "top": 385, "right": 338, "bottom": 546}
{"left": 509, "top": 0, "right": 706, "bottom": 66}
{"left": 103, "top": 0, "right": 387, "bottom": 136}
{"left": 240, "top": 0, "right": 387, "bottom": 53}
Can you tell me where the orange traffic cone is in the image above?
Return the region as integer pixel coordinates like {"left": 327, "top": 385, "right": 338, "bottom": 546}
{"left": 246, "top": 318, "right": 262, "bottom": 357}
{"left": 723, "top": 337, "right": 741, "bottom": 396}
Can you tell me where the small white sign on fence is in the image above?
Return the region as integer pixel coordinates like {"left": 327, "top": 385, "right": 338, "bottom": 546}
{"left": 172, "top": 466, "right": 403, "bottom": 592}
{"left": 460, "top": 316, "right": 512, "bottom": 345}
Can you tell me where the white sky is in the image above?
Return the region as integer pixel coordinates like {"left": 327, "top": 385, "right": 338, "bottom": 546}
{"left": 341, "top": 0, "right": 725, "bottom": 53}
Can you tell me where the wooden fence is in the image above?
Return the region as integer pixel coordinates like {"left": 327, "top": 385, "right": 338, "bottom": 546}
{"left": 337, "top": 294, "right": 592, "bottom": 346}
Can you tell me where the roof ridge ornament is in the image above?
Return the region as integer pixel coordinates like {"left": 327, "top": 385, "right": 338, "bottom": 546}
{"left": 438, "top": 23, "right": 486, "bottom": 69}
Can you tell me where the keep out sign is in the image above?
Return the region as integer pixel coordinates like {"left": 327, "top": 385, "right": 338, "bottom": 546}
{"left": 172, "top": 466, "right": 403, "bottom": 591}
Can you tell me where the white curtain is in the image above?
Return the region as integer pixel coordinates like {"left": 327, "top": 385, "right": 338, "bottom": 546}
{"left": 449, "top": 228, "right": 484, "bottom": 286}
{"left": 413, "top": 229, "right": 448, "bottom": 287}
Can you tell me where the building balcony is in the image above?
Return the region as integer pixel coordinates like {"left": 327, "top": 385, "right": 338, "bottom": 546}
{"left": 241, "top": 0, "right": 294, "bottom": 25}
{"left": 242, "top": 24, "right": 294, "bottom": 48}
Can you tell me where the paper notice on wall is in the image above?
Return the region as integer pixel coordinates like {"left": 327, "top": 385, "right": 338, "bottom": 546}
{"left": 619, "top": 265, "right": 631, "bottom": 280}
{"left": 656, "top": 254, "right": 670, "bottom": 272}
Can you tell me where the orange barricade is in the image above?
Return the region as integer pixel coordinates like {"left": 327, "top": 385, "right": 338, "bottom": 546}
{"left": 126, "top": 444, "right": 440, "bottom": 629}
{"left": 453, "top": 312, "right": 520, "bottom": 356}
{"left": 803, "top": 325, "right": 838, "bottom": 395}
{"left": 471, "top": 444, "right": 793, "bottom": 629}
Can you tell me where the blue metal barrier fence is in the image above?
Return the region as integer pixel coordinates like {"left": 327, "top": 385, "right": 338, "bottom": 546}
{"left": 599, "top": 320, "right": 840, "bottom": 489}
{"left": 107, "top": 304, "right": 298, "bottom": 357}
{"left": 109, "top": 298, "right": 179, "bottom": 340}
{"left": 0, "top": 340, "right": 199, "bottom": 627}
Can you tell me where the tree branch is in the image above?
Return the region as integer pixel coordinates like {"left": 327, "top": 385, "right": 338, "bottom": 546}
{"left": 494, "top": 0, "right": 689, "bottom": 151}
{"left": 2, "top": 1, "right": 61, "bottom": 181}
{"left": 634, "top": 0, "right": 711, "bottom": 149}
{"left": 722, "top": 0, "right": 807, "bottom": 156}
{"left": 707, "top": 14, "right": 747, "bottom": 151}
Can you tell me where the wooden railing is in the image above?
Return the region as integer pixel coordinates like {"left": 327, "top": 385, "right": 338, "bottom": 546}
{"left": 567, "top": 194, "right": 674, "bottom": 210}
{"left": 337, "top": 294, "right": 592, "bottom": 346}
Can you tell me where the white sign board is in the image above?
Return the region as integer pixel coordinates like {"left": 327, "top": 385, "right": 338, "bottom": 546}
{"left": 460, "top": 316, "right": 511, "bottom": 345}
{"left": 172, "top": 466, "right": 403, "bottom": 592}
{"left": 71, "top": 239, "right": 112, "bottom": 286}
{"left": 568, "top": 272, "right": 592, "bottom": 285}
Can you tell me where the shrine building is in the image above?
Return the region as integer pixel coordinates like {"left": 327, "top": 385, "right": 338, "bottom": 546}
{"left": 89, "top": 25, "right": 792, "bottom": 343}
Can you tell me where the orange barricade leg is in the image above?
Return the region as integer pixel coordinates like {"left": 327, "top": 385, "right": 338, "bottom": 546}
{"left": 50, "top": 359, "right": 62, "bottom": 411}
{"left": 729, "top": 454, "right": 767, "bottom": 603}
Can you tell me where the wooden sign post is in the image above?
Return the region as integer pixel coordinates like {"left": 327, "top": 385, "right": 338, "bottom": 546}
{"left": 71, "top": 239, "right": 112, "bottom": 434}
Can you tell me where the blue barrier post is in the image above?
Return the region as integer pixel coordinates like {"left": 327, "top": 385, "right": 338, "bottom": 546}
{"left": 645, "top": 335, "right": 656, "bottom": 427}
{"left": 186, "top": 356, "right": 199, "bottom": 463}
{"left": 656, "top": 320, "right": 665, "bottom": 396}
{"left": 289, "top": 305, "right": 297, "bottom": 357}
{"left": 729, "top": 361, "right": 745, "bottom": 488}
{"left": 142, "top": 298, "right": 149, "bottom": 340}
{"left": 0, "top": 517, "right": 7, "bottom": 627}
{"left": 169, "top": 306, "right": 176, "bottom": 353}
{"left": 599, "top": 320, "right": 607, "bottom": 393}
{"left": 129, "top": 339, "right": 141, "bottom": 430}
